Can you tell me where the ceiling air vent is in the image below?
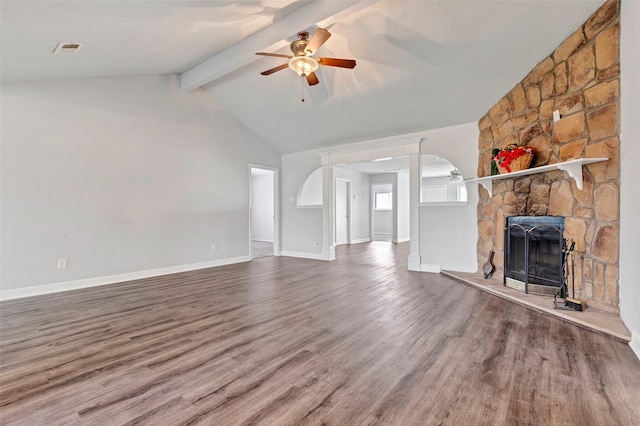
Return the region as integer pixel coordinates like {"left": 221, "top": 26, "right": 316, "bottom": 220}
{"left": 53, "top": 42, "right": 83, "bottom": 54}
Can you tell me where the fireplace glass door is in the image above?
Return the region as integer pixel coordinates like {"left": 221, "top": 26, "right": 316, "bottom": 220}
{"left": 504, "top": 216, "right": 565, "bottom": 296}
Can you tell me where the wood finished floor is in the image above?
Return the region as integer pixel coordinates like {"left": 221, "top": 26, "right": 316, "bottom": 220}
{"left": 1, "top": 242, "right": 639, "bottom": 425}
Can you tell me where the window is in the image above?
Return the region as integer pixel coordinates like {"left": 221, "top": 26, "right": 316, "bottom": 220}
{"left": 374, "top": 192, "right": 392, "bottom": 210}
{"left": 456, "top": 184, "right": 467, "bottom": 202}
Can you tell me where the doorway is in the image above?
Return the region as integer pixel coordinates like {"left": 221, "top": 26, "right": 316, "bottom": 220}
{"left": 250, "top": 166, "right": 278, "bottom": 258}
{"left": 371, "top": 183, "right": 393, "bottom": 242}
{"left": 335, "top": 178, "right": 351, "bottom": 246}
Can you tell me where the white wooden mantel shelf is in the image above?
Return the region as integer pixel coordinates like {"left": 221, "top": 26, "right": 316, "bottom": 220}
{"left": 466, "top": 157, "right": 609, "bottom": 197}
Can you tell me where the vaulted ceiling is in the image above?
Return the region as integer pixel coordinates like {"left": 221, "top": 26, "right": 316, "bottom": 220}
{"left": 1, "top": 0, "right": 603, "bottom": 154}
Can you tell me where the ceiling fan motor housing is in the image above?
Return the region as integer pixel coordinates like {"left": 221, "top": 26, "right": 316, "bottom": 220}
{"left": 290, "top": 34, "right": 310, "bottom": 57}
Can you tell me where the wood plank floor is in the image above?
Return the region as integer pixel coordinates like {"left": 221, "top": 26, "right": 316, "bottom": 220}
{"left": 1, "top": 242, "right": 639, "bottom": 425}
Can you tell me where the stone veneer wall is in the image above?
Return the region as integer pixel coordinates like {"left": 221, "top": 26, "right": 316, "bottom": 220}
{"left": 476, "top": 0, "right": 620, "bottom": 312}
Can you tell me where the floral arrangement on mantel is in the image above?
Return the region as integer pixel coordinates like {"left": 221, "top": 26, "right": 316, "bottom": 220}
{"left": 492, "top": 144, "right": 536, "bottom": 174}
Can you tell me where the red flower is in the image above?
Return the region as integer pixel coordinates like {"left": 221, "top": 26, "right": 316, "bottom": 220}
{"left": 493, "top": 145, "right": 535, "bottom": 173}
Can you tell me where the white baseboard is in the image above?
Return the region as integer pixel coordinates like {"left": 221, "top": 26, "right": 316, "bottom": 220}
{"left": 630, "top": 330, "right": 640, "bottom": 361}
{"left": 0, "top": 256, "right": 251, "bottom": 301}
{"left": 421, "top": 263, "right": 442, "bottom": 273}
{"left": 393, "top": 238, "right": 410, "bottom": 243}
{"left": 251, "top": 239, "right": 274, "bottom": 243}
{"left": 280, "top": 251, "right": 329, "bottom": 261}
{"left": 322, "top": 245, "right": 336, "bottom": 261}
{"left": 350, "top": 238, "right": 371, "bottom": 244}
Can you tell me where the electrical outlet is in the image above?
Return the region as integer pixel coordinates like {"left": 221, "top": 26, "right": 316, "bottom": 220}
{"left": 57, "top": 258, "right": 68, "bottom": 269}
{"left": 211, "top": 244, "right": 217, "bottom": 252}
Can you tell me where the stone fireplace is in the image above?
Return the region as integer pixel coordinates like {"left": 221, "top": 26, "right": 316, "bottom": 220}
{"left": 476, "top": 0, "right": 620, "bottom": 313}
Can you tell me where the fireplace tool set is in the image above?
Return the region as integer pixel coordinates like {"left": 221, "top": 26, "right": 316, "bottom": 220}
{"left": 554, "top": 239, "right": 584, "bottom": 311}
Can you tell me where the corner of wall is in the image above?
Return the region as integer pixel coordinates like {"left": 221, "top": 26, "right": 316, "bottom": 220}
{"left": 629, "top": 331, "right": 640, "bottom": 361}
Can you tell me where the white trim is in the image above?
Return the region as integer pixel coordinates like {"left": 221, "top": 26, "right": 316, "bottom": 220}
{"left": 630, "top": 330, "right": 640, "bottom": 361}
{"left": 320, "top": 137, "right": 423, "bottom": 165}
{"left": 251, "top": 239, "right": 274, "bottom": 243}
{"left": 419, "top": 201, "right": 468, "bottom": 207}
{"left": 407, "top": 255, "right": 421, "bottom": 271}
{"left": 322, "top": 245, "right": 336, "bottom": 261}
{"left": 280, "top": 251, "right": 329, "bottom": 261}
{"left": 373, "top": 232, "right": 392, "bottom": 242}
{"left": 393, "top": 238, "right": 410, "bottom": 243}
{"left": 420, "top": 263, "right": 441, "bottom": 273}
{"left": 335, "top": 177, "right": 352, "bottom": 246}
{"left": 350, "top": 238, "right": 372, "bottom": 244}
{"left": 0, "top": 256, "right": 251, "bottom": 301}
{"left": 249, "top": 164, "right": 280, "bottom": 257}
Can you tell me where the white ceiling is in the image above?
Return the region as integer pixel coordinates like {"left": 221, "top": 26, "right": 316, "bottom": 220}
{"left": 1, "top": 0, "right": 604, "bottom": 155}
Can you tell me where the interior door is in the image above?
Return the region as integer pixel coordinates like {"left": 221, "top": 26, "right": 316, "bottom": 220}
{"left": 335, "top": 178, "right": 350, "bottom": 245}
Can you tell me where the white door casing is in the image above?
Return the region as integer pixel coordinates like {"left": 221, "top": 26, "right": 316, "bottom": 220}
{"left": 249, "top": 165, "right": 280, "bottom": 257}
{"left": 335, "top": 178, "right": 351, "bottom": 245}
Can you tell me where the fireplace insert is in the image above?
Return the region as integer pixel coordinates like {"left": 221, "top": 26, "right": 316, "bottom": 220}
{"left": 504, "top": 216, "right": 565, "bottom": 297}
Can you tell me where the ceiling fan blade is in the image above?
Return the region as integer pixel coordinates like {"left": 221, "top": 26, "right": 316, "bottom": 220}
{"left": 305, "top": 28, "right": 331, "bottom": 55}
{"left": 306, "top": 72, "right": 319, "bottom": 86}
{"left": 317, "top": 57, "right": 357, "bottom": 69}
{"left": 260, "top": 63, "right": 289, "bottom": 76}
{"left": 256, "top": 52, "right": 291, "bottom": 58}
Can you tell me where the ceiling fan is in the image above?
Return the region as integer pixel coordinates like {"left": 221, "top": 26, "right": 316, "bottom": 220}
{"left": 256, "top": 28, "right": 356, "bottom": 86}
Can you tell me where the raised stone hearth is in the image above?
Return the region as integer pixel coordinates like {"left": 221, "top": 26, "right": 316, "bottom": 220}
{"left": 476, "top": 0, "right": 620, "bottom": 313}
{"left": 442, "top": 270, "right": 630, "bottom": 342}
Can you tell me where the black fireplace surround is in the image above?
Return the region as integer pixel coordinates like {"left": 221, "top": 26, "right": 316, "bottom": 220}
{"left": 504, "top": 216, "right": 565, "bottom": 297}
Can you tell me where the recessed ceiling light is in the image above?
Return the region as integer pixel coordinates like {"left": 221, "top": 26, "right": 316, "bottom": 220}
{"left": 53, "top": 42, "right": 83, "bottom": 54}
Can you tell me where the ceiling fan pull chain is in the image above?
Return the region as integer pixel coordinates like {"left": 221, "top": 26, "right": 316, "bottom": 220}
{"left": 301, "top": 77, "right": 305, "bottom": 103}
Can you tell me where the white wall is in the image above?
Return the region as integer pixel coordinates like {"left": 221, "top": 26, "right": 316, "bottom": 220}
{"left": 396, "top": 171, "right": 410, "bottom": 242}
{"left": 251, "top": 171, "right": 274, "bottom": 242}
{"left": 333, "top": 167, "right": 371, "bottom": 243}
{"left": 420, "top": 122, "right": 479, "bottom": 272}
{"left": 0, "top": 75, "right": 280, "bottom": 296}
{"left": 421, "top": 176, "right": 462, "bottom": 202}
{"left": 620, "top": 0, "right": 640, "bottom": 358}
{"left": 372, "top": 210, "right": 393, "bottom": 241}
{"left": 281, "top": 151, "right": 323, "bottom": 257}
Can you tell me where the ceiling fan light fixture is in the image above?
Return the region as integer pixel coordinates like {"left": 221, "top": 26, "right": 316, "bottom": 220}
{"left": 449, "top": 168, "right": 464, "bottom": 183}
{"left": 288, "top": 56, "right": 318, "bottom": 77}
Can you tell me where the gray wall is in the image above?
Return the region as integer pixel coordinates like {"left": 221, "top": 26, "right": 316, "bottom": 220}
{"left": 0, "top": 75, "right": 280, "bottom": 293}
{"left": 333, "top": 167, "right": 371, "bottom": 243}
{"left": 280, "top": 151, "right": 323, "bottom": 255}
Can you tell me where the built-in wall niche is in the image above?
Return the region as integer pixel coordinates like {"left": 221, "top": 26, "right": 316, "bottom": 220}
{"left": 297, "top": 167, "right": 322, "bottom": 207}
{"left": 421, "top": 154, "right": 467, "bottom": 205}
